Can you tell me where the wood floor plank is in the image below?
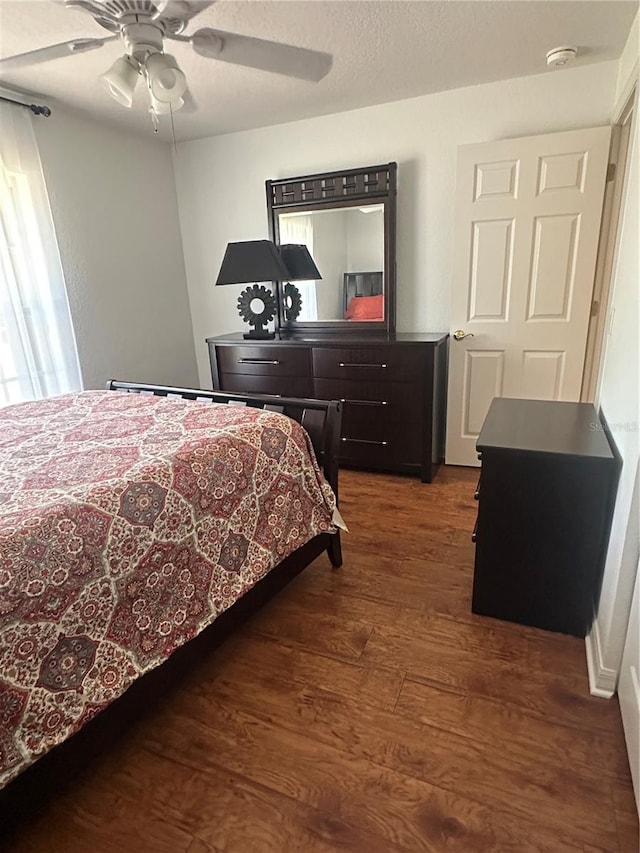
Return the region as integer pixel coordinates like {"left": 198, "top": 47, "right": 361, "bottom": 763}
{"left": 210, "top": 633, "right": 406, "bottom": 712}
{"left": 5, "top": 786, "right": 194, "bottom": 853}
{"left": 81, "top": 745, "right": 408, "bottom": 853}
{"left": 319, "top": 551, "right": 476, "bottom": 617}
{"left": 140, "top": 703, "right": 585, "bottom": 852}
{"left": 339, "top": 524, "right": 457, "bottom": 558}
{"left": 361, "top": 624, "right": 623, "bottom": 734}
{"left": 241, "top": 605, "right": 373, "bottom": 662}
{"left": 187, "top": 839, "right": 225, "bottom": 853}
{"left": 147, "top": 628, "right": 406, "bottom": 717}
{"left": 611, "top": 772, "right": 640, "bottom": 815}
{"left": 171, "top": 670, "right": 619, "bottom": 849}
{"left": 341, "top": 535, "right": 477, "bottom": 571}
{"left": 396, "top": 678, "right": 631, "bottom": 781}
{"left": 615, "top": 809, "right": 640, "bottom": 853}
{"left": 268, "top": 576, "right": 590, "bottom": 677}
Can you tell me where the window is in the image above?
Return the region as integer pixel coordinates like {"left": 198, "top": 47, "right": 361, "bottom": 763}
{"left": 0, "top": 104, "right": 81, "bottom": 405}
{"left": 278, "top": 213, "right": 318, "bottom": 321}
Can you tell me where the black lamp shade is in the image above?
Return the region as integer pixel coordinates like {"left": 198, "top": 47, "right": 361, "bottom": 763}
{"left": 216, "top": 240, "right": 291, "bottom": 285}
{"left": 278, "top": 244, "right": 322, "bottom": 281}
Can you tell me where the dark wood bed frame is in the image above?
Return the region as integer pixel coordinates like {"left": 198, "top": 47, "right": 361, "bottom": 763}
{"left": 342, "top": 270, "right": 384, "bottom": 318}
{"left": 0, "top": 381, "right": 343, "bottom": 832}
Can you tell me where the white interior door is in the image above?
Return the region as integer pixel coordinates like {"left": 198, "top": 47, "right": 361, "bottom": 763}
{"left": 446, "top": 126, "right": 611, "bottom": 466}
{"left": 619, "top": 560, "right": 640, "bottom": 817}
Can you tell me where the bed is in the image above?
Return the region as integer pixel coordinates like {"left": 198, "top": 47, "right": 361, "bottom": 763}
{"left": 0, "top": 380, "right": 342, "bottom": 796}
{"left": 343, "top": 271, "right": 384, "bottom": 320}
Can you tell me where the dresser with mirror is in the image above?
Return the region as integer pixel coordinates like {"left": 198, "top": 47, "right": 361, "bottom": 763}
{"left": 207, "top": 162, "right": 448, "bottom": 482}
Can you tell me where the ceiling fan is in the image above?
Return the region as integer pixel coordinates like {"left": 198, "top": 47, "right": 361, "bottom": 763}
{"left": 0, "top": 0, "right": 333, "bottom": 120}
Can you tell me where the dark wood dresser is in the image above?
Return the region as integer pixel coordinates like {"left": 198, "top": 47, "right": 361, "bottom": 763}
{"left": 207, "top": 333, "right": 448, "bottom": 482}
{"left": 472, "top": 398, "right": 619, "bottom": 637}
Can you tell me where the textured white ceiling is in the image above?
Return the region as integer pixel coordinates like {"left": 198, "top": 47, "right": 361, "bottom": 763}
{"left": 0, "top": 0, "right": 637, "bottom": 142}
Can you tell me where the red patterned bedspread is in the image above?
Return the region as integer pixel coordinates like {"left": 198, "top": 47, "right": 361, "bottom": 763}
{"left": 0, "top": 390, "right": 337, "bottom": 789}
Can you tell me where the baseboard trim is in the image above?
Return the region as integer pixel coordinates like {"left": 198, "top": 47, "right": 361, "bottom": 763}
{"left": 586, "top": 619, "right": 618, "bottom": 698}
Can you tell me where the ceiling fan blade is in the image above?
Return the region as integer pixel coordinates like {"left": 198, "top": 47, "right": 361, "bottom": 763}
{"left": 181, "top": 84, "right": 197, "bottom": 113}
{"left": 154, "top": 1, "right": 215, "bottom": 24}
{"left": 190, "top": 28, "right": 332, "bottom": 82}
{"left": 0, "top": 37, "right": 114, "bottom": 72}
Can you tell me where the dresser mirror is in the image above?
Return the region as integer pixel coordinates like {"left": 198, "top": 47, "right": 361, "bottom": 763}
{"left": 266, "top": 162, "right": 397, "bottom": 335}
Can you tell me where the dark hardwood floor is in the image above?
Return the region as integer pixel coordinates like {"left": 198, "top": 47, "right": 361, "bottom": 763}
{"left": 4, "top": 467, "right": 638, "bottom": 852}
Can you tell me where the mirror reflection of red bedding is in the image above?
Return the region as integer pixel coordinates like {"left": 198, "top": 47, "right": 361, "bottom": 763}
{"left": 0, "top": 391, "right": 338, "bottom": 789}
{"left": 345, "top": 294, "right": 384, "bottom": 321}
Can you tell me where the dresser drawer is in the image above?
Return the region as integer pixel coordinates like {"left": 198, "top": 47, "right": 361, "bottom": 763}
{"left": 314, "top": 378, "right": 424, "bottom": 424}
{"left": 218, "top": 373, "right": 312, "bottom": 398}
{"left": 312, "top": 346, "right": 424, "bottom": 382}
{"left": 216, "top": 345, "right": 311, "bottom": 377}
{"left": 340, "top": 424, "right": 422, "bottom": 467}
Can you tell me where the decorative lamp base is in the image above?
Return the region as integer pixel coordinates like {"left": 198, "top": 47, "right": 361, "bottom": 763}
{"left": 243, "top": 329, "right": 276, "bottom": 340}
{"left": 282, "top": 282, "right": 302, "bottom": 322}
{"left": 237, "top": 284, "right": 277, "bottom": 342}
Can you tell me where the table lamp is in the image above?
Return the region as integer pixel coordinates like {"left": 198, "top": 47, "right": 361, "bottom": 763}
{"left": 215, "top": 240, "right": 291, "bottom": 339}
{"left": 278, "top": 244, "right": 322, "bottom": 322}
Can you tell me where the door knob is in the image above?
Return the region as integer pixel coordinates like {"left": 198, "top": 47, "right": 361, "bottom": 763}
{"left": 453, "top": 329, "right": 474, "bottom": 341}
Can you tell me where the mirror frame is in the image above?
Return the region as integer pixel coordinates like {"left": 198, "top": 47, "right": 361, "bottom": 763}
{"left": 266, "top": 162, "right": 397, "bottom": 336}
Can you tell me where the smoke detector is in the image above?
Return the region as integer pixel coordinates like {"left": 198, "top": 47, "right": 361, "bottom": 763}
{"left": 546, "top": 46, "right": 578, "bottom": 68}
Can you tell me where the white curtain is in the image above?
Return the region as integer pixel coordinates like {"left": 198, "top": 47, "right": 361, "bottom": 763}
{"left": 0, "top": 103, "right": 82, "bottom": 405}
{"left": 279, "top": 214, "right": 318, "bottom": 321}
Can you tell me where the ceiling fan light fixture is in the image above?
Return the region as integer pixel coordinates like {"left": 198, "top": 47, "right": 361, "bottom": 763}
{"left": 148, "top": 88, "right": 184, "bottom": 115}
{"left": 145, "top": 52, "right": 187, "bottom": 103}
{"left": 190, "top": 30, "right": 224, "bottom": 58}
{"left": 99, "top": 54, "right": 140, "bottom": 107}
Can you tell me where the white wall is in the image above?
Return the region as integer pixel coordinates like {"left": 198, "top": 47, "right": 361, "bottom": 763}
{"left": 589, "top": 20, "right": 639, "bottom": 691}
{"left": 345, "top": 208, "right": 385, "bottom": 272}
{"left": 312, "top": 210, "right": 347, "bottom": 319}
{"left": 34, "top": 107, "right": 198, "bottom": 390}
{"left": 173, "top": 60, "right": 618, "bottom": 387}
{"left": 616, "top": 12, "right": 639, "bottom": 106}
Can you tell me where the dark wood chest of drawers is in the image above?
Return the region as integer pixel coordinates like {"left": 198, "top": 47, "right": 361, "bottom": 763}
{"left": 207, "top": 333, "right": 448, "bottom": 482}
{"left": 472, "top": 398, "right": 620, "bottom": 637}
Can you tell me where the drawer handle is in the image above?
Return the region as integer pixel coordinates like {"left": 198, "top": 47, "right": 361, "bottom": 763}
{"left": 341, "top": 437, "right": 388, "bottom": 446}
{"left": 472, "top": 517, "right": 478, "bottom": 543}
{"left": 338, "top": 362, "right": 388, "bottom": 369}
{"left": 238, "top": 358, "right": 281, "bottom": 365}
{"left": 340, "top": 399, "right": 388, "bottom": 407}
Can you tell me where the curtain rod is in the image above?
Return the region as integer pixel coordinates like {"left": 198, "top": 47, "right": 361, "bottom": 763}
{"left": 0, "top": 94, "right": 51, "bottom": 117}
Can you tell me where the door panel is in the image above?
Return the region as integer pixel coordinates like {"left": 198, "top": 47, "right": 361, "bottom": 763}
{"left": 447, "top": 126, "right": 611, "bottom": 465}
{"left": 469, "top": 220, "right": 514, "bottom": 320}
{"left": 537, "top": 151, "right": 587, "bottom": 193}
{"left": 462, "top": 350, "right": 505, "bottom": 438}
{"left": 527, "top": 214, "right": 579, "bottom": 320}
{"left": 520, "top": 350, "right": 565, "bottom": 400}
{"left": 474, "top": 159, "right": 519, "bottom": 200}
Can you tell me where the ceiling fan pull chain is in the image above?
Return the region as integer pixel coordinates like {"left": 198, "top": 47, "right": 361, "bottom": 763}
{"left": 170, "top": 102, "right": 177, "bottom": 148}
